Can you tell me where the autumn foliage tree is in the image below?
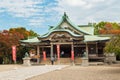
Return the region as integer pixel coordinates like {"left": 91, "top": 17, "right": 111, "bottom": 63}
{"left": 0, "top": 27, "right": 39, "bottom": 64}
{"left": 9, "top": 27, "right": 39, "bottom": 39}
{"left": 94, "top": 22, "right": 120, "bottom": 35}
{"left": 95, "top": 22, "right": 120, "bottom": 57}
{"left": 0, "top": 30, "right": 24, "bottom": 63}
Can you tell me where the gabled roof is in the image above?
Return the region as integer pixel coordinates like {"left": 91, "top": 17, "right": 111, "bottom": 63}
{"left": 20, "top": 35, "right": 110, "bottom": 43}
{"left": 60, "top": 13, "right": 91, "bottom": 34}
{"left": 42, "top": 12, "right": 92, "bottom": 38}
{"left": 78, "top": 26, "right": 94, "bottom": 35}
{"left": 20, "top": 13, "right": 110, "bottom": 43}
{"left": 39, "top": 29, "right": 83, "bottom": 39}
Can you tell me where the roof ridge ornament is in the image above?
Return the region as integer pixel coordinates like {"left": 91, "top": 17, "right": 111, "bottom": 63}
{"left": 63, "top": 12, "right": 68, "bottom": 19}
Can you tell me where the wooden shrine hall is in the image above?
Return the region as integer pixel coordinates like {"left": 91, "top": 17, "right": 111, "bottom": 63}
{"left": 20, "top": 13, "right": 110, "bottom": 65}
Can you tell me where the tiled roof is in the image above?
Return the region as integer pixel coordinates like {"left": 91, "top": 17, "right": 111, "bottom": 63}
{"left": 20, "top": 13, "right": 110, "bottom": 43}
{"left": 20, "top": 37, "right": 40, "bottom": 43}
{"left": 84, "top": 35, "right": 110, "bottom": 42}
{"left": 39, "top": 29, "right": 83, "bottom": 38}
{"left": 20, "top": 35, "right": 110, "bottom": 43}
{"left": 40, "top": 12, "right": 93, "bottom": 38}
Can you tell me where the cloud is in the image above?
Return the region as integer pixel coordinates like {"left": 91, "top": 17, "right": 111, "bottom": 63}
{"left": 0, "top": 0, "right": 120, "bottom": 34}
{"left": 0, "top": 0, "right": 47, "bottom": 28}
{"left": 62, "top": 0, "right": 86, "bottom": 7}
{"left": 0, "top": 9, "right": 4, "bottom": 13}
{"left": 58, "top": 0, "right": 106, "bottom": 9}
{"left": 28, "top": 17, "right": 45, "bottom": 27}
{"left": 0, "top": 0, "right": 43, "bottom": 18}
{"left": 56, "top": 0, "right": 120, "bottom": 24}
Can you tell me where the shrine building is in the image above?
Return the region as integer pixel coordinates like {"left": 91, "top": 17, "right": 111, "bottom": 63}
{"left": 20, "top": 13, "right": 110, "bottom": 65}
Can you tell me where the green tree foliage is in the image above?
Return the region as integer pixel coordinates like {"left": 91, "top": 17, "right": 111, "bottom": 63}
{"left": 94, "top": 21, "right": 106, "bottom": 35}
{"left": 94, "top": 21, "right": 120, "bottom": 35}
{"left": 9, "top": 27, "right": 39, "bottom": 39}
{"left": 104, "top": 35, "right": 120, "bottom": 55}
{"left": 29, "top": 30, "right": 39, "bottom": 37}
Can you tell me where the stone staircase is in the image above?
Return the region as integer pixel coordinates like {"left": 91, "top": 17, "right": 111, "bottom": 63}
{"left": 40, "top": 58, "right": 51, "bottom": 65}
{"left": 74, "top": 58, "right": 82, "bottom": 65}
{"left": 40, "top": 58, "right": 82, "bottom": 65}
{"left": 58, "top": 58, "right": 71, "bottom": 65}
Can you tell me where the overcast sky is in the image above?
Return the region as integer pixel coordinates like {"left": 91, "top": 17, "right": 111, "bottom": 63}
{"left": 0, "top": 0, "right": 120, "bottom": 34}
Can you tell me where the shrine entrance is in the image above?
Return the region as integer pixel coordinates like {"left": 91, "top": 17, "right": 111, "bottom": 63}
{"left": 53, "top": 44, "right": 71, "bottom": 58}
{"left": 60, "top": 44, "right": 71, "bottom": 58}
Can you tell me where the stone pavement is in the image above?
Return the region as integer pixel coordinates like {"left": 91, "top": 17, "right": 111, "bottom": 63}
{"left": 28, "top": 65, "right": 120, "bottom": 80}
{"left": 0, "top": 65, "right": 68, "bottom": 80}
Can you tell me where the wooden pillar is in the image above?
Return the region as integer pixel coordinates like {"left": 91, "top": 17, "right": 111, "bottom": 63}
{"left": 51, "top": 44, "right": 53, "bottom": 59}
{"left": 43, "top": 51, "right": 46, "bottom": 61}
{"left": 57, "top": 44, "right": 60, "bottom": 60}
{"left": 85, "top": 42, "right": 89, "bottom": 58}
{"left": 96, "top": 42, "right": 98, "bottom": 57}
{"left": 37, "top": 45, "right": 40, "bottom": 63}
{"left": 71, "top": 44, "right": 74, "bottom": 61}
{"left": 81, "top": 42, "right": 89, "bottom": 66}
{"left": 37, "top": 45, "right": 40, "bottom": 56}
{"left": 71, "top": 43, "right": 75, "bottom": 65}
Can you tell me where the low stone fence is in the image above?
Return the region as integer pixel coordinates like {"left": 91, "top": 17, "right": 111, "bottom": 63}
{"left": 104, "top": 53, "right": 116, "bottom": 64}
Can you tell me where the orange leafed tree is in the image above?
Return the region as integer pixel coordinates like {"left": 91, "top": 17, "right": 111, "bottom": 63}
{"left": 0, "top": 30, "right": 24, "bottom": 63}
{"left": 96, "top": 22, "right": 120, "bottom": 35}
{"left": 0, "top": 27, "right": 38, "bottom": 63}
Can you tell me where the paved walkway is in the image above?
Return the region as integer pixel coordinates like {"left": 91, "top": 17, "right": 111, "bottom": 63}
{"left": 0, "top": 65, "right": 68, "bottom": 80}
{"left": 28, "top": 64, "right": 120, "bottom": 80}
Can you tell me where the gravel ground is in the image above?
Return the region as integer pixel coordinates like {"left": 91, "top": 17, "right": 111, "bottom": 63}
{"left": 0, "top": 64, "right": 120, "bottom": 80}
{"left": 27, "top": 64, "right": 120, "bottom": 80}
{"left": 0, "top": 65, "right": 67, "bottom": 80}
{"left": 0, "top": 64, "right": 23, "bottom": 72}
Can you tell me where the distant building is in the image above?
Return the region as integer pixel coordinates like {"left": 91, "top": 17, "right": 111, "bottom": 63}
{"left": 20, "top": 13, "right": 110, "bottom": 64}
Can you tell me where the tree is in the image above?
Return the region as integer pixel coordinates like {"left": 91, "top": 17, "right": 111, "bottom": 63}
{"left": 94, "top": 21, "right": 120, "bottom": 35}
{"left": 9, "top": 27, "right": 28, "bottom": 39}
{"left": 0, "top": 30, "right": 24, "bottom": 63}
{"left": 94, "top": 21, "right": 106, "bottom": 35}
{"left": 95, "top": 22, "right": 120, "bottom": 59}
{"left": 0, "top": 27, "right": 39, "bottom": 64}
{"left": 104, "top": 35, "right": 120, "bottom": 55}
{"left": 9, "top": 27, "right": 39, "bottom": 39}
{"left": 29, "top": 30, "right": 39, "bottom": 38}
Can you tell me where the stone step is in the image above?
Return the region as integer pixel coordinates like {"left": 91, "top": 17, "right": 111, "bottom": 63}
{"left": 89, "top": 62, "right": 104, "bottom": 66}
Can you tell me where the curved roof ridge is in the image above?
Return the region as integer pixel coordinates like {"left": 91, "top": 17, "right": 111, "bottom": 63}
{"left": 50, "top": 13, "right": 91, "bottom": 35}
{"left": 40, "top": 29, "right": 83, "bottom": 38}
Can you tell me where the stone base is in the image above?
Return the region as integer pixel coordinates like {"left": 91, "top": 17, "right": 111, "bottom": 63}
{"left": 105, "top": 53, "right": 116, "bottom": 64}
{"left": 81, "top": 58, "right": 89, "bottom": 66}
{"left": 23, "top": 57, "right": 31, "bottom": 66}
{"left": 105, "top": 56, "right": 116, "bottom": 64}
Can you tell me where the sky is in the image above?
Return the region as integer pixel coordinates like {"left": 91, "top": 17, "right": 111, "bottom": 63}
{"left": 0, "top": 0, "right": 120, "bottom": 35}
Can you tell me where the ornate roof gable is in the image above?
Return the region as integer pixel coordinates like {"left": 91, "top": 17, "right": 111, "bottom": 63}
{"left": 39, "top": 12, "right": 93, "bottom": 39}
{"left": 51, "top": 12, "right": 89, "bottom": 35}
